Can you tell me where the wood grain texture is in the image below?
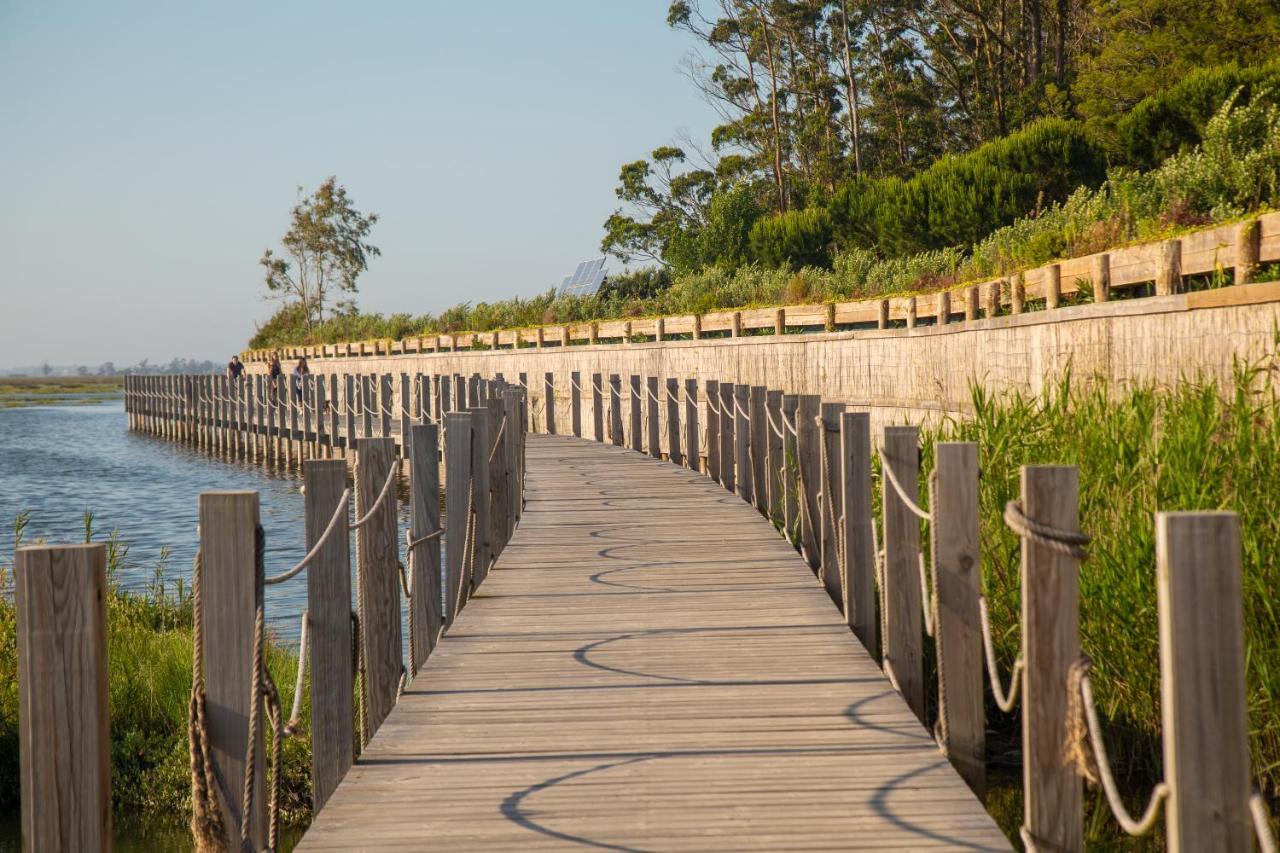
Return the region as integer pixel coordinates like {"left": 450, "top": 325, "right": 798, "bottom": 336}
{"left": 882, "top": 426, "right": 924, "bottom": 722}
{"left": 667, "top": 378, "right": 682, "bottom": 466}
{"left": 297, "top": 435, "right": 1008, "bottom": 852}
{"left": 356, "top": 438, "right": 403, "bottom": 737}
{"left": 444, "top": 412, "right": 473, "bottom": 629}
{"left": 629, "top": 375, "right": 643, "bottom": 453}
{"left": 819, "top": 402, "right": 845, "bottom": 606}
{"left": 841, "top": 413, "right": 877, "bottom": 652}
{"left": 734, "top": 384, "right": 752, "bottom": 503}
{"left": 16, "top": 544, "right": 110, "bottom": 852}
{"left": 750, "top": 386, "right": 767, "bottom": 515}
{"left": 609, "top": 374, "right": 623, "bottom": 447}
{"left": 544, "top": 372, "right": 556, "bottom": 435}
{"left": 647, "top": 376, "right": 661, "bottom": 459}
{"left": 409, "top": 425, "right": 442, "bottom": 671}
{"left": 305, "top": 461, "right": 354, "bottom": 811}
{"left": 766, "top": 390, "right": 783, "bottom": 522}
{"left": 796, "top": 394, "right": 821, "bottom": 571}
{"left": 719, "top": 382, "right": 736, "bottom": 493}
{"left": 705, "top": 379, "right": 720, "bottom": 482}
{"left": 571, "top": 371, "right": 582, "bottom": 438}
{"left": 684, "top": 378, "right": 699, "bottom": 472}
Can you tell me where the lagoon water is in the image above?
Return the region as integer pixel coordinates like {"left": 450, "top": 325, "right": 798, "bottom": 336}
{"left": 0, "top": 396, "right": 413, "bottom": 640}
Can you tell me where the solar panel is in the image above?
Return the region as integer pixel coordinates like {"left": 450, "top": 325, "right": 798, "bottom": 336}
{"left": 558, "top": 257, "right": 608, "bottom": 297}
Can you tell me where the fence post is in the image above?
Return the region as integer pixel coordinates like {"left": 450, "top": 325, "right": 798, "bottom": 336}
{"left": 304, "top": 460, "right": 353, "bottom": 812}
{"left": 705, "top": 379, "right": 720, "bottom": 480}
{"left": 819, "top": 402, "right": 845, "bottom": 604}
{"left": 933, "top": 442, "right": 984, "bottom": 799}
{"left": 592, "top": 372, "right": 604, "bottom": 443}
{"left": 408, "top": 424, "right": 442, "bottom": 671}
{"left": 314, "top": 376, "right": 326, "bottom": 456}
{"left": 16, "top": 544, "right": 110, "bottom": 851}
{"left": 444, "top": 412, "right": 473, "bottom": 628}
{"left": 469, "top": 404, "right": 493, "bottom": 588}
{"left": 629, "top": 375, "right": 643, "bottom": 452}
{"left": 684, "top": 379, "right": 699, "bottom": 472}
{"left": 1092, "top": 253, "right": 1111, "bottom": 303}
{"left": 883, "top": 425, "right": 925, "bottom": 721}
{"left": 544, "top": 372, "right": 556, "bottom": 434}
{"left": 666, "top": 378, "right": 682, "bottom": 466}
{"left": 328, "top": 374, "right": 339, "bottom": 458}
{"left": 796, "top": 394, "right": 821, "bottom": 570}
{"left": 343, "top": 374, "right": 355, "bottom": 457}
{"left": 750, "top": 387, "right": 767, "bottom": 515}
{"left": 486, "top": 397, "right": 507, "bottom": 557}
{"left": 1157, "top": 511, "right": 1251, "bottom": 852}
{"left": 380, "top": 373, "right": 393, "bottom": 439}
{"left": 198, "top": 491, "right": 266, "bottom": 847}
{"left": 571, "top": 371, "right": 582, "bottom": 437}
{"left": 734, "top": 385, "right": 751, "bottom": 503}
{"left": 720, "top": 382, "right": 736, "bottom": 493}
{"left": 647, "top": 376, "right": 661, "bottom": 458}
{"left": 766, "top": 390, "right": 783, "bottom": 521}
{"left": 609, "top": 374, "right": 623, "bottom": 447}
{"left": 782, "top": 394, "right": 800, "bottom": 548}
{"left": 1235, "top": 219, "right": 1260, "bottom": 285}
{"left": 503, "top": 389, "right": 523, "bottom": 532}
{"left": 1156, "top": 240, "right": 1183, "bottom": 296}
{"left": 360, "top": 374, "right": 373, "bottom": 439}
{"left": 840, "top": 412, "right": 876, "bottom": 652}
{"left": 399, "top": 373, "right": 411, "bottom": 454}
{"left": 1020, "top": 465, "right": 1083, "bottom": 852}
{"left": 355, "top": 437, "right": 402, "bottom": 738}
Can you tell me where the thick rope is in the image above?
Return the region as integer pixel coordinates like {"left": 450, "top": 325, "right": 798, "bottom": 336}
{"left": 881, "top": 457, "right": 930, "bottom": 520}
{"left": 283, "top": 612, "right": 309, "bottom": 737}
{"left": 1003, "top": 499, "right": 1090, "bottom": 559}
{"left": 352, "top": 465, "right": 398, "bottom": 528}
{"left": 1253, "top": 792, "right": 1278, "bottom": 853}
{"left": 263, "top": 488, "right": 351, "bottom": 585}
{"left": 979, "top": 595, "right": 1023, "bottom": 712}
{"left": 239, "top": 527, "right": 282, "bottom": 853}
{"left": 188, "top": 551, "right": 227, "bottom": 852}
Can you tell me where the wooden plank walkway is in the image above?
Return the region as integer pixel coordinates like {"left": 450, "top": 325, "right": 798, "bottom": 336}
{"left": 298, "top": 435, "right": 1010, "bottom": 851}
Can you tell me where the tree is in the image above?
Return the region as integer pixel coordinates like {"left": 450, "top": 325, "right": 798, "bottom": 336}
{"left": 601, "top": 147, "right": 716, "bottom": 267}
{"left": 259, "top": 177, "right": 380, "bottom": 334}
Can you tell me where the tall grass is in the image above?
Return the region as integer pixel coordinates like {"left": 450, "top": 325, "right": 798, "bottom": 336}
{"left": 0, "top": 515, "right": 311, "bottom": 828}
{"left": 909, "top": 359, "right": 1280, "bottom": 846}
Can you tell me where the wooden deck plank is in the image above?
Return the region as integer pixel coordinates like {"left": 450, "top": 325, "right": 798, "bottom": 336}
{"left": 298, "top": 435, "right": 1009, "bottom": 851}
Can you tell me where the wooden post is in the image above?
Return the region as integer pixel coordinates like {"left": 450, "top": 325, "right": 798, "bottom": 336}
{"left": 720, "top": 382, "right": 736, "bottom": 493}
{"left": 355, "top": 437, "right": 402, "bottom": 738}
{"left": 1235, "top": 219, "right": 1260, "bottom": 285}
{"left": 409, "top": 424, "right": 442, "bottom": 671}
{"left": 775, "top": 308, "right": 785, "bottom": 335}
{"left": 328, "top": 374, "right": 339, "bottom": 457}
{"left": 819, "top": 402, "right": 845, "bottom": 604}
{"left": 314, "top": 376, "right": 326, "bottom": 456}
{"left": 1045, "top": 264, "right": 1061, "bottom": 309}
{"left": 796, "top": 395, "right": 821, "bottom": 570}
{"left": 1010, "top": 273, "right": 1025, "bottom": 314}
{"left": 304, "top": 460, "right": 353, "bottom": 812}
{"left": 906, "top": 297, "right": 917, "bottom": 328}
{"left": 655, "top": 317, "right": 665, "bottom": 341}
{"left": 609, "top": 374, "right": 623, "bottom": 447}
{"left": 666, "top": 378, "right": 682, "bottom": 466}
{"left": 380, "top": 373, "right": 393, "bottom": 439}
{"left": 877, "top": 300, "right": 889, "bottom": 329}
{"left": 882, "top": 425, "right": 924, "bottom": 722}
{"left": 503, "top": 389, "right": 523, "bottom": 532}
{"left": 647, "top": 376, "right": 661, "bottom": 458}
{"left": 444, "top": 412, "right": 472, "bottom": 628}
{"left": 629, "top": 375, "right": 643, "bottom": 452}
{"left": 16, "top": 544, "right": 110, "bottom": 851}
{"left": 469, "top": 404, "right": 492, "bottom": 588}
{"left": 1156, "top": 239, "right": 1183, "bottom": 296}
{"left": 544, "top": 372, "right": 556, "bottom": 435}
{"left": 1092, "top": 253, "right": 1110, "bottom": 302}
{"left": 692, "top": 314, "right": 702, "bottom": 339}
{"left": 360, "top": 374, "right": 373, "bottom": 439}
{"left": 683, "top": 378, "right": 699, "bottom": 472}
{"left": 734, "top": 384, "right": 752, "bottom": 503}
{"left": 1020, "top": 465, "right": 1082, "bottom": 851}
{"left": 841, "top": 413, "right": 876, "bottom": 652}
{"left": 485, "top": 397, "right": 507, "bottom": 558}
{"left": 983, "top": 281, "right": 1000, "bottom": 318}
{"left": 966, "top": 285, "right": 979, "bottom": 320}
{"left": 343, "top": 374, "right": 355, "bottom": 456}
{"left": 782, "top": 394, "right": 800, "bottom": 549}
{"left": 705, "top": 379, "right": 720, "bottom": 481}
{"left": 587, "top": 372, "right": 602, "bottom": 443}
{"left": 1158, "top": 511, "right": 1251, "bottom": 853}
{"left": 399, "top": 373, "right": 411, "bottom": 455}
{"left": 571, "top": 371, "right": 582, "bottom": 437}
{"left": 766, "top": 390, "right": 783, "bottom": 521}
{"left": 731, "top": 311, "right": 742, "bottom": 337}
{"left": 937, "top": 291, "right": 951, "bottom": 325}
{"left": 933, "top": 442, "right": 984, "bottom": 799}
{"left": 750, "top": 386, "right": 767, "bottom": 514}
{"left": 198, "top": 491, "right": 265, "bottom": 847}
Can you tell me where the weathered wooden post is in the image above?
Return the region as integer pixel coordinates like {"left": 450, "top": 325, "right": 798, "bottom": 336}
{"left": 937, "top": 291, "right": 951, "bottom": 325}
{"left": 360, "top": 374, "right": 373, "bottom": 439}
{"left": 1092, "top": 253, "right": 1111, "bottom": 303}
{"left": 1019, "top": 465, "right": 1083, "bottom": 851}
{"left": 343, "top": 374, "right": 356, "bottom": 458}
{"left": 882, "top": 425, "right": 924, "bottom": 721}
{"left": 1045, "top": 263, "right": 1062, "bottom": 310}
{"left": 750, "top": 387, "right": 767, "bottom": 515}
{"left": 314, "top": 376, "right": 326, "bottom": 456}
{"left": 355, "top": 437, "right": 402, "bottom": 738}
{"left": 328, "top": 374, "right": 339, "bottom": 458}
{"left": 609, "top": 374, "right": 624, "bottom": 447}
{"left": 796, "top": 394, "right": 821, "bottom": 569}
{"left": 683, "top": 379, "right": 699, "bottom": 472}
{"left": 719, "top": 382, "right": 736, "bottom": 493}
{"left": 705, "top": 379, "right": 721, "bottom": 481}
{"left": 469, "top": 404, "right": 493, "bottom": 588}
{"left": 906, "top": 296, "right": 918, "bottom": 328}
{"left": 1235, "top": 219, "right": 1260, "bottom": 285}
{"left": 399, "top": 373, "right": 411, "bottom": 455}
{"left": 983, "top": 280, "right": 1000, "bottom": 318}
{"left": 544, "top": 372, "right": 556, "bottom": 435}
{"left": 629, "top": 375, "right": 643, "bottom": 452}
{"left": 592, "top": 372, "right": 604, "bottom": 443}
{"left": 666, "top": 378, "right": 682, "bottom": 466}
{"left": 1156, "top": 239, "right": 1183, "bottom": 296}
{"left": 766, "top": 390, "right": 783, "bottom": 520}
{"left": 1158, "top": 511, "right": 1252, "bottom": 852}
{"left": 380, "top": 373, "right": 393, "bottom": 439}
{"left": 444, "top": 411, "right": 473, "bottom": 628}
{"left": 1010, "top": 273, "right": 1025, "bottom": 314}
{"left": 819, "top": 402, "right": 845, "bottom": 604}
{"left": 877, "top": 300, "right": 889, "bottom": 329}
{"left": 734, "top": 384, "right": 752, "bottom": 503}
{"left": 966, "top": 285, "right": 980, "bottom": 320}
{"left": 16, "top": 543, "right": 110, "bottom": 851}
{"left": 198, "top": 491, "right": 266, "bottom": 847}
{"left": 782, "top": 394, "right": 800, "bottom": 547}
{"left": 647, "top": 376, "right": 661, "bottom": 458}
{"left": 503, "top": 389, "right": 523, "bottom": 531}
{"left": 840, "top": 412, "right": 876, "bottom": 652}
{"left": 409, "top": 424, "right": 442, "bottom": 671}
{"left": 486, "top": 397, "right": 507, "bottom": 557}
{"left": 933, "top": 442, "right": 984, "bottom": 799}
{"left": 304, "top": 460, "right": 353, "bottom": 812}
{"left": 571, "top": 371, "right": 582, "bottom": 437}
{"left": 440, "top": 375, "right": 452, "bottom": 417}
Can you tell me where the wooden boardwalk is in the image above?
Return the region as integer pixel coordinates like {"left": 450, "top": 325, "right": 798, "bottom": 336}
{"left": 298, "top": 435, "right": 1010, "bottom": 851}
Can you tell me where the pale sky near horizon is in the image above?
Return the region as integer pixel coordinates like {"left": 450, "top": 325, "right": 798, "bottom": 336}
{"left": 0, "top": 2, "right": 717, "bottom": 368}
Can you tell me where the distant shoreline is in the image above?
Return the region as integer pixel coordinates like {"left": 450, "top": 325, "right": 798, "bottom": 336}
{"left": 0, "top": 376, "right": 124, "bottom": 409}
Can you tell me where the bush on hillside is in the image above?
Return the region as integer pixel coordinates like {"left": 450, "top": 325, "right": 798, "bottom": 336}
{"left": 748, "top": 207, "right": 833, "bottom": 270}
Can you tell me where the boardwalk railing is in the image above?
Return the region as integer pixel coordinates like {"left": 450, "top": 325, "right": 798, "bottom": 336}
{"left": 240, "top": 212, "right": 1279, "bottom": 360}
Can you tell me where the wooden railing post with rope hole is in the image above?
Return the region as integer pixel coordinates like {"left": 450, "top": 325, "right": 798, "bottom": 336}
{"left": 304, "top": 459, "right": 353, "bottom": 812}
{"left": 328, "top": 374, "right": 340, "bottom": 459}
{"left": 16, "top": 543, "right": 110, "bottom": 851}
{"left": 399, "top": 373, "right": 411, "bottom": 455}
{"left": 380, "top": 373, "right": 393, "bottom": 442}
{"left": 571, "top": 371, "right": 582, "bottom": 438}
{"left": 468, "top": 402, "right": 493, "bottom": 590}
{"left": 796, "top": 394, "right": 821, "bottom": 570}
{"left": 681, "top": 378, "right": 697, "bottom": 473}
{"left": 818, "top": 401, "right": 845, "bottom": 605}
{"left": 666, "top": 378, "right": 682, "bottom": 466}
{"left": 609, "top": 374, "right": 623, "bottom": 447}
{"left": 719, "top": 381, "right": 735, "bottom": 493}
{"left": 765, "top": 390, "right": 783, "bottom": 521}
{"left": 933, "top": 442, "right": 984, "bottom": 800}
{"left": 354, "top": 437, "right": 402, "bottom": 739}
{"left": 882, "top": 425, "right": 925, "bottom": 722}
{"left": 629, "top": 374, "right": 643, "bottom": 453}
{"left": 591, "top": 372, "right": 604, "bottom": 443}
{"left": 503, "top": 388, "right": 524, "bottom": 531}
{"left": 408, "top": 423, "right": 443, "bottom": 673}
{"left": 750, "top": 386, "right": 768, "bottom": 515}
{"left": 840, "top": 412, "right": 876, "bottom": 652}
{"left": 647, "top": 376, "right": 661, "bottom": 459}
{"left": 705, "top": 379, "right": 720, "bottom": 480}
{"left": 544, "top": 372, "right": 556, "bottom": 435}
{"left": 444, "top": 411, "right": 473, "bottom": 629}
{"left": 734, "top": 384, "right": 751, "bottom": 502}
{"left": 487, "top": 394, "right": 508, "bottom": 558}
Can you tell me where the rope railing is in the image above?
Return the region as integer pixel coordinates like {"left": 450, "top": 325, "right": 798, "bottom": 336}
{"left": 978, "top": 595, "right": 1023, "bottom": 712}
{"left": 264, "top": 488, "right": 351, "bottom": 585}
{"left": 352, "top": 466, "right": 398, "bottom": 529}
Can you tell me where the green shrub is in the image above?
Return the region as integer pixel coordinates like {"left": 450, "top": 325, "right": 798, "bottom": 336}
{"left": 748, "top": 207, "right": 833, "bottom": 269}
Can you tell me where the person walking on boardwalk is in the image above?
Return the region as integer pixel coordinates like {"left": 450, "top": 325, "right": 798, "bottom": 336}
{"left": 226, "top": 355, "right": 244, "bottom": 380}
{"left": 292, "top": 356, "right": 310, "bottom": 401}
{"left": 268, "top": 354, "right": 282, "bottom": 403}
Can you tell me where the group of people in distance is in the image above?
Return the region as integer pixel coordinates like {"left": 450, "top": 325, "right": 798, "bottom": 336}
{"left": 225, "top": 352, "right": 310, "bottom": 401}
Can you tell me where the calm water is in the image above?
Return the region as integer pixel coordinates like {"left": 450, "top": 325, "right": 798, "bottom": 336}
{"left": 0, "top": 397, "right": 414, "bottom": 639}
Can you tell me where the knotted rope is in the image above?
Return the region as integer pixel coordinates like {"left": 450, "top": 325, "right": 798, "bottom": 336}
{"left": 1003, "top": 500, "right": 1090, "bottom": 559}
{"left": 188, "top": 551, "right": 226, "bottom": 852}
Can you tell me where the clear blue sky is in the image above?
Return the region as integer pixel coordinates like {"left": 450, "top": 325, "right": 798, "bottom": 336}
{"left": 0, "top": 1, "right": 716, "bottom": 367}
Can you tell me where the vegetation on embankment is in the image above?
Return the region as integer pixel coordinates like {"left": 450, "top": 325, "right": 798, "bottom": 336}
{"left": 911, "top": 358, "right": 1280, "bottom": 847}
{"left": 0, "top": 376, "right": 124, "bottom": 409}
{"left": 0, "top": 514, "right": 311, "bottom": 830}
